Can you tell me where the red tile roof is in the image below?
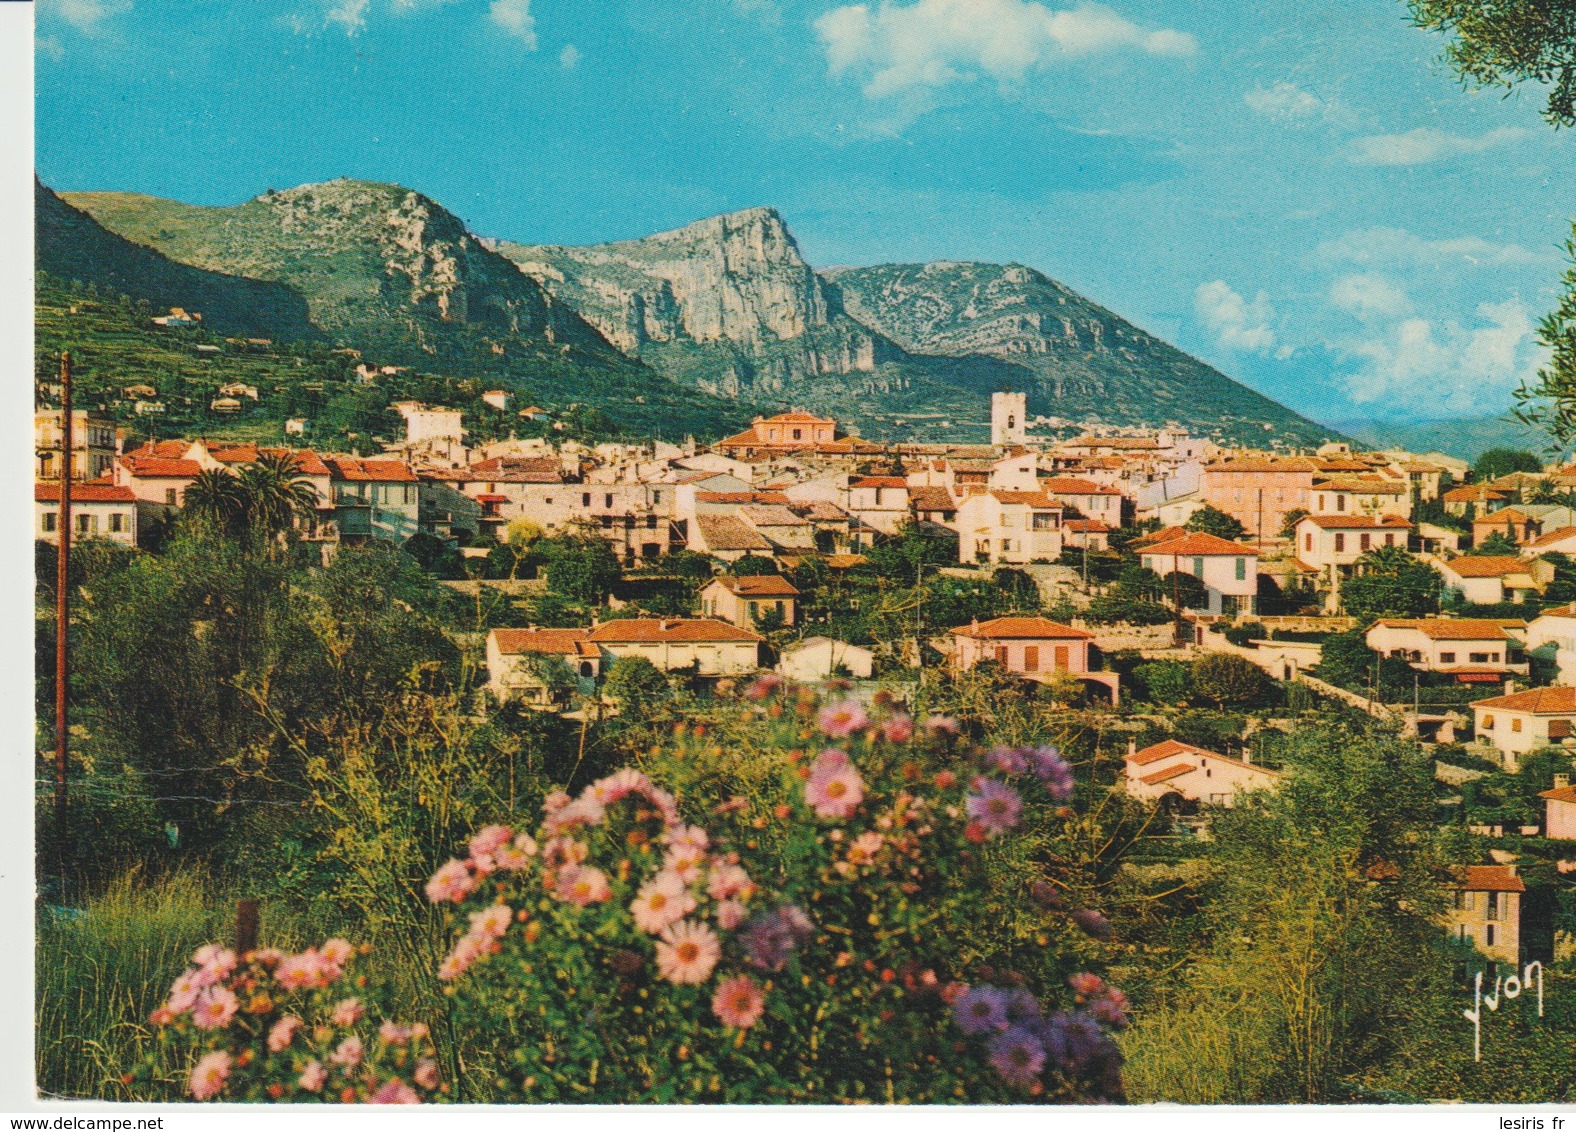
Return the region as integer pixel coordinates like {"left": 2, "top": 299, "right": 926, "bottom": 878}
{"left": 696, "top": 491, "right": 790, "bottom": 505}
{"left": 951, "top": 617, "right": 1092, "bottom": 641}
{"left": 588, "top": 618, "right": 763, "bottom": 644}
{"left": 708, "top": 575, "right": 801, "bottom": 597}
{"left": 850, "top": 476, "right": 907, "bottom": 489}
{"left": 121, "top": 456, "right": 203, "bottom": 478}
{"left": 989, "top": 490, "right": 1059, "bottom": 507}
{"left": 1471, "top": 686, "right": 1576, "bottom": 714}
{"left": 1140, "top": 532, "right": 1257, "bottom": 557}
{"left": 1373, "top": 618, "right": 1522, "bottom": 641}
{"left": 1539, "top": 785, "right": 1576, "bottom": 804}
{"left": 1527, "top": 525, "right": 1576, "bottom": 549}
{"left": 35, "top": 482, "right": 136, "bottom": 503}
{"left": 1139, "top": 764, "right": 1195, "bottom": 786}
{"left": 1443, "top": 484, "right": 1508, "bottom": 502}
{"left": 692, "top": 514, "right": 772, "bottom": 552}
{"left": 1299, "top": 514, "right": 1413, "bottom": 529}
{"left": 1063, "top": 518, "right": 1112, "bottom": 533}
{"left": 1440, "top": 556, "right": 1530, "bottom": 578}
{"left": 1456, "top": 865, "right": 1526, "bottom": 893}
{"left": 1131, "top": 526, "right": 1190, "bottom": 548}
{"left": 1038, "top": 476, "right": 1121, "bottom": 496}
{"left": 1126, "top": 739, "right": 1280, "bottom": 776}
{"left": 491, "top": 628, "right": 597, "bottom": 657}
{"left": 326, "top": 457, "right": 419, "bottom": 483}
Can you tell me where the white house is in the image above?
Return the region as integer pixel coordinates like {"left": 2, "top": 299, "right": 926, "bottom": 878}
{"left": 1540, "top": 777, "right": 1576, "bottom": 841}
{"left": 1294, "top": 514, "right": 1412, "bottom": 571}
{"left": 777, "top": 636, "right": 876, "bottom": 681}
{"left": 1366, "top": 618, "right": 1527, "bottom": 676}
{"left": 956, "top": 491, "right": 1064, "bottom": 565}
{"left": 588, "top": 618, "right": 764, "bottom": 676}
{"left": 35, "top": 481, "right": 138, "bottom": 545}
{"left": 699, "top": 575, "right": 800, "bottom": 628}
{"left": 1437, "top": 555, "right": 1541, "bottom": 605}
{"left": 486, "top": 628, "right": 600, "bottom": 708}
{"left": 1122, "top": 739, "right": 1282, "bottom": 807}
{"left": 1526, "top": 603, "right": 1576, "bottom": 685}
{"left": 846, "top": 476, "right": 910, "bottom": 535}
{"left": 1137, "top": 531, "right": 1259, "bottom": 617}
{"left": 1037, "top": 476, "right": 1124, "bottom": 523}
{"left": 1471, "top": 685, "right": 1576, "bottom": 770}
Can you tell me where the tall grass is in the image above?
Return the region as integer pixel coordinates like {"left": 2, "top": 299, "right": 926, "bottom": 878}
{"left": 36, "top": 868, "right": 224, "bottom": 1101}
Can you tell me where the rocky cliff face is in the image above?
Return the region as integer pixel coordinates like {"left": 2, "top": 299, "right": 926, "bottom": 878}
{"left": 64, "top": 179, "right": 619, "bottom": 363}
{"left": 501, "top": 208, "right": 903, "bottom": 396}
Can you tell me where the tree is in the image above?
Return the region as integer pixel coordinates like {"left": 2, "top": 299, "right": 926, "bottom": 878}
{"left": 1408, "top": 0, "right": 1576, "bottom": 126}
{"left": 1337, "top": 545, "right": 1442, "bottom": 621}
{"left": 1185, "top": 504, "right": 1248, "bottom": 543}
{"left": 1469, "top": 530, "right": 1520, "bottom": 556}
{"left": 1472, "top": 447, "right": 1542, "bottom": 482}
{"left": 1133, "top": 660, "right": 1193, "bottom": 704}
{"left": 729, "top": 554, "right": 778, "bottom": 577}
{"left": 1112, "top": 562, "right": 1165, "bottom": 603}
{"left": 182, "top": 469, "right": 249, "bottom": 537}
{"left": 403, "top": 532, "right": 464, "bottom": 579}
{"left": 543, "top": 537, "right": 621, "bottom": 606}
{"left": 1279, "top": 508, "right": 1310, "bottom": 539}
{"left": 1162, "top": 570, "right": 1209, "bottom": 612}
{"left": 1190, "top": 652, "right": 1269, "bottom": 708}
{"left": 234, "top": 451, "right": 319, "bottom": 541}
{"left": 602, "top": 655, "right": 671, "bottom": 716}
{"left": 990, "top": 567, "right": 1040, "bottom": 612}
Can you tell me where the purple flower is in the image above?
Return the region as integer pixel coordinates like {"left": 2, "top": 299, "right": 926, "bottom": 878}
{"left": 1071, "top": 908, "right": 1112, "bottom": 940}
{"left": 965, "top": 778, "right": 1023, "bottom": 836}
{"left": 1040, "top": 1012, "right": 1115, "bottom": 1073}
{"left": 988, "top": 1025, "right": 1047, "bottom": 1088}
{"left": 1003, "top": 987, "right": 1043, "bottom": 1026}
{"left": 953, "top": 986, "right": 1010, "bottom": 1035}
{"left": 985, "top": 746, "right": 1030, "bottom": 775}
{"left": 1028, "top": 746, "right": 1074, "bottom": 800}
{"left": 741, "top": 905, "right": 815, "bottom": 971}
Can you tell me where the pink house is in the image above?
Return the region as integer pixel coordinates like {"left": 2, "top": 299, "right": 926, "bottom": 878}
{"left": 949, "top": 616, "right": 1118, "bottom": 702}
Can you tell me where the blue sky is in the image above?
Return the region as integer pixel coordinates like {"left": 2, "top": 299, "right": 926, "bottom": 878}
{"left": 34, "top": 0, "right": 1574, "bottom": 427}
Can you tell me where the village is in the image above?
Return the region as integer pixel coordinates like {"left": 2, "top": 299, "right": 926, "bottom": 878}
{"left": 33, "top": 379, "right": 1576, "bottom": 979}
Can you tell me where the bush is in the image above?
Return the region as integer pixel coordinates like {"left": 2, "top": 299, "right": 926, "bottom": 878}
{"left": 1132, "top": 661, "right": 1193, "bottom": 705}
{"left": 1083, "top": 597, "right": 1173, "bottom": 626}
{"left": 1190, "top": 653, "right": 1269, "bottom": 708}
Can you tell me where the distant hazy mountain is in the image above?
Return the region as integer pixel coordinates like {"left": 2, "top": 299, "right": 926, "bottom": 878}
{"left": 1330, "top": 416, "right": 1568, "bottom": 463}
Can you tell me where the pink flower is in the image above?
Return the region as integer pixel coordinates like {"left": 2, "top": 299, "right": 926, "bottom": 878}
{"left": 592, "top": 768, "right": 651, "bottom": 805}
{"left": 630, "top": 872, "right": 696, "bottom": 934}
{"left": 379, "top": 1021, "right": 413, "bottom": 1044}
{"left": 541, "top": 836, "right": 588, "bottom": 871}
{"left": 744, "top": 673, "right": 784, "bottom": 701}
{"left": 468, "top": 903, "right": 514, "bottom": 939}
{"left": 369, "top": 1078, "right": 421, "bottom": 1104}
{"left": 665, "top": 823, "right": 710, "bottom": 853}
{"left": 663, "top": 847, "right": 705, "bottom": 884}
{"left": 1067, "top": 973, "right": 1106, "bottom": 997}
{"left": 332, "top": 997, "right": 364, "bottom": 1027}
{"left": 166, "top": 969, "right": 203, "bottom": 1012}
{"left": 267, "top": 1014, "right": 302, "bottom": 1052}
{"left": 655, "top": 919, "right": 722, "bottom": 985}
{"left": 555, "top": 865, "right": 612, "bottom": 906}
{"left": 187, "top": 1050, "right": 231, "bottom": 1101}
{"left": 715, "top": 899, "right": 748, "bottom": 930}
{"left": 191, "top": 944, "right": 237, "bottom": 980}
{"left": 438, "top": 935, "right": 487, "bottom": 981}
{"left": 413, "top": 1059, "right": 440, "bottom": 1090}
{"left": 847, "top": 831, "right": 884, "bottom": 865}
{"left": 298, "top": 1061, "right": 328, "bottom": 1093}
{"left": 320, "top": 938, "right": 355, "bottom": 967}
{"left": 804, "top": 749, "right": 864, "bottom": 820}
{"left": 251, "top": 947, "right": 285, "bottom": 967}
{"left": 469, "top": 824, "right": 514, "bottom": 860}
{"left": 190, "top": 985, "right": 239, "bottom": 1030}
{"left": 712, "top": 974, "right": 766, "bottom": 1029}
{"left": 707, "top": 862, "right": 754, "bottom": 901}
{"left": 543, "top": 789, "right": 572, "bottom": 814}
{"left": 275, "top": 949, "right": 333, "bottom": 991}
{"left": 880, "top": 713, "right": 915, "bottom": 743}
{"left": 424, "top": 859, "right": 476, "bottom": 904}
{"left": 332, "top": 1036, "right": 364, "bottom": 1068}
{"left": 818, "top": 700, "right": 870, "bottom": 738}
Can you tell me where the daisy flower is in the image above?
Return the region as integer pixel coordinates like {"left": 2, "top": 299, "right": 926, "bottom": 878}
{"left": 988, "top": 1026, "right": 1046, "bottom": 1088}
{"left": 331, "top": 998, "right": 364, "bottom": 1027}
{"left": 555, "top": 865, "right": 612, "bottom": 906}
{"left": 413, "top": 1059, "right": 441, "bottom": 1090}
{"left": 965, "top": 778, "right": 1022, "bottom": 836}
{"left": 469, "top": 824, "right": 514, "bottom": 861}
{"left": 953, "top": 986, "right": 1010, "bottom": 1035}
{"left": 369, "top": 1079, "right": 421, "bottom": 1104}
{"left": 630, "top": 873, "right": 696, "bottom": 934}
{"left": 331, "top": 1036, "right": 364, "bottom": 1068}
{"left": 804, "top": 749, "right": 864, "bottom": 820}
{"left": 655, "top": 920, "right": 721, "bottom": 984}
{"left": 715, "top": 898, "right": 748, "bottom": 930}
{"left": 298, "top": 1060, "right": 328, "bottom": 1093}
{"left": 468, "top": 903, "right": 514, "bottom": 939}
{"left": 711, "top": 975, "right": 766, "bottom": 1029}
{"left": 187, "top": 1050, "right": 231, "bottom": 1101}
{"left": 424, "top": 859, "right": 475, "bottom": 904}
{"left": 267, "top": 1014, "right": 302, "bottom": 1053}
{"left": 818, "top": 701, "right": 869, "bottom": 738}
{"left": 706, "top": 862, "right": 754, "bottom": 901}
{"left": 190, "top": 986, "right": 239, "bottom": 1030}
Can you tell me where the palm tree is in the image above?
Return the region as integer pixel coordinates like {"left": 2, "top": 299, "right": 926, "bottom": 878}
{"left": 182, "top": 468, "right": 248, "bottom": 536}
{"left": 235, "top": 452, "right": 322, "bottom": 544}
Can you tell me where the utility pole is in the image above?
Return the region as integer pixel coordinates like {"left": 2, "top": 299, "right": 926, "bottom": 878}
{"left": 54, "top": 351, "right": 73, "bottom": 895}
{"left": 1172, "top": 548, "right": 1184, "bottom": 646}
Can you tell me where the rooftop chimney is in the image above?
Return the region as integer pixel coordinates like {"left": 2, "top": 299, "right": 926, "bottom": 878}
{"left": 1556, "top": 773, "right": 1571, "bottom": 791}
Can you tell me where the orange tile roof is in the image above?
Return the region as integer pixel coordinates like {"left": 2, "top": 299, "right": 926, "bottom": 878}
{"left": 695, "top": 491, "right": 791, "bottom": 505}
{"left": 1440, "top": 556, "right": 1529, "bottom": 578}
{"left": 121, "top": 456, "right": 203, "bottom": 478}
{"left": 491, "top": 628, "right": 597, "bottom": 657}
{"left": 326, "top": 457, "right": 419, "bottom": 483}
{"left": 1528, "top": 525, "right": 1576, "bottom": 548}
{"left": 693, "top": 514, "right": 772, "bottom": 552}
{"left": 762, "top": 412, "right": 833, "bottom": 423}
{"left": 1127, "top": 738, "right": 1211, "bottom": 766}
{"left": 1372, "top": 618, "right": 1522, "bottom": 641}
{"left": 1456, "top": 865, "right": 1526, "bottom": 893}
{"left": 708, "top": 575, "right": 801, "bottom": 597}
{"left": 1131, "top": 526, "right": 1190, "bottom": 548}
{"left": 1314, "top": 475, "right": 1407, "bottom": 493}
{"left": 1140, "top": 764, "right": 1195, "bottom": 786}
{"left": 850, "top": 476, "right": 907, "bottom": 489}
{"left": 1063, "top": 519, "right": 1112, "bottom": 532}
{"left": 1038, "top": 476, "right": 1121, "bottom": 496}
{"left": 209, "top": 444, "right": 259, "bottom": 464}
{"left": 826, "top": 553, "right": 869, "bottom": 568}
{"left": 588, "top": 618, "right": 763, "bottom": 644}
{"left": 35, "top": 482, "right": 136, "bottom": 503}
{"left": 1470, "top": 686, "right": 1576, "bottom": 714}
{"left": 1140, "top": 532, "right": 1257, "bottom": 557}
{"left": 1300, "top": 514, "right": 1412, "bottom": 529}
{"left": 1443, "top": 484, "right": 1507, "bottom": 502}
{"left": 989, "top": 490, "right": 1059, "bottom": 507}
{"left": 1205, "top": 457, "right": 1319, "bottom": 473}
{"left": 951, "top": 617, "right": 1092, "bottom": 641}
{"left": 1539, "top": 785, "right": 1576, "bottom": 804}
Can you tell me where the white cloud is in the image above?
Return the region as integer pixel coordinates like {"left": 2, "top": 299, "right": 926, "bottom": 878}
{"left": 490, "top": 0, "right": 536, "bottom": 46}
{"left": 1349, "top": 125, "right": 1527, "bottom": 166}
{"left": 815, "top": 0, "right": 1196, "bottom": 98}
{"left": 1329, "top": 274, "right": 1411, "bottom": 320}
{"left": 1195, "top": 280, "right": 1278, "bottom": 354}
{"left": 1318, "top": 226, "right": 1551, "bottom": 270}
{"left": 559, "top": 43, "right": 580, "bottom": 68}
{"left": 36, "top": 36, "right": 66, "bottom": 61}
{"left": 325, "top": 0, "right": 370, "bottom": 34}
{"left": 1243, "top": 80, "right": 1356, "bottom": 128}
{"left": 1341, "top": 298, "right": 1544, "bottom": 415}
{"left": 38, "top": 0, "right": 132, "bottom": 32}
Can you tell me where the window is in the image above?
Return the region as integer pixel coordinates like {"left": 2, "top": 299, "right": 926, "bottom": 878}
{"left": 647, "top": 515, "right": 658, "bottom": 529}
{"left": 1304, "top": 533, "right": 1313, "bottom": 552}
{"left": 1481, "top": 713, "right": 1494, "bottom": 728}
{"left": 1334, "top": 533, "right": 1346, "bottom": 553}
{"left": 792, "top": 429, "right": 802, "bottom": 441}
{"left": 1385, "top": 533, "right": 1395, "bottom": 546}
{"left": 582, "top": 493, "right": 591, "bottom": 507}
{"left": 1486, "top": 924, "right": 1496, "bottom": 946}
{"left": 1023, "top": 646, "right": 1039, "bottom": 672}
{"left": 1235, "top": 557, "right": 1246, "bottom": 581}
{"left": 42, "top": 512, "right": 56, "bottom": 533}
{"left": 600, "top": 516, "right": 613, "bottom": 529}
{"left": 1486, "top": 892, "right": 1500, "bottom": 921}
{"left": 1337, "top": 494, "right": 1347, "bottom": 512}
{"left": 1470, "top": 652, "right": 1491, "bottom": 664}
{"left": 1440, "top": 651, "right": 1457, "bottom": 664}
{"left": 1054, "top": 646, "right": 1070, "bottom": 670}
{"left": 544, "top": 497, "right": 553, "bottom": 506}
{"left": 1360, "top": 533, "right": 1371, "bottom": 551}
{"left": 605, "top": 494, "right": 614, "bottom": 509}
{"left": 165, "top": 488, "right": 177, "bottom": 505}
{"left": 77, "top": 514, "right": 92, "bottom": 534}
{"left": 653, "top": 491, "right": 661, "bottom": 504}
{"left": 1512, "top": 717, "right": 1522, "bottom": 733}
{"left": 109, "top": 514, "right": 124, "bottom": 533}
{"left": 1142, "top": 556, "right": 1153, "bottom": 570}
{"left": 1193, "top": 557, "right": 1204, "bottom": 577}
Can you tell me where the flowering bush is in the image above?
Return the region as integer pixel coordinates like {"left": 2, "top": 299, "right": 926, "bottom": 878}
{"left": 427, "top": 679, "right": 1127, "bottom": 1103}
{"left": 130, "top": 939, "right": 445, "bottom": 1103}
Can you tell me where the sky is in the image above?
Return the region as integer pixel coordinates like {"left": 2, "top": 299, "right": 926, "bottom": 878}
{"left": 33, "top": 0, "right": 1575, "bottom": 428}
